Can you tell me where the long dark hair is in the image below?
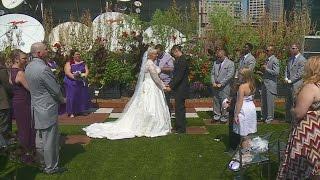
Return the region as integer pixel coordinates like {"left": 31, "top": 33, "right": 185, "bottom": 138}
{"left": 68, "top": 49, "right": 79, "bottom": 65}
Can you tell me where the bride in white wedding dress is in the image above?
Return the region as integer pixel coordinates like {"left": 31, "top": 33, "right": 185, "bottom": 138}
{"left": 83, "top": 49, "right": 171, "bottom": 140}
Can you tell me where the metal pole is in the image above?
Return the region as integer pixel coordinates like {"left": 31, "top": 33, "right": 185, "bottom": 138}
{"left": 40, "top": 0, "right": 44, "bottom": 19}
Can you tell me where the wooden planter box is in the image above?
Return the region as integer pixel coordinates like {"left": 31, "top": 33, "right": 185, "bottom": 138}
{"left": 120, "top": 85, "right": 134, "bottom": 97}
{"left": 188, "top": 86, "right": 212, "bottom": 99}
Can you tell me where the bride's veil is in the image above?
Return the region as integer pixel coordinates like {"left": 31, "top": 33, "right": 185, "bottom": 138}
{"left": 120, "top": 49, "right": 149, "bottom": 115}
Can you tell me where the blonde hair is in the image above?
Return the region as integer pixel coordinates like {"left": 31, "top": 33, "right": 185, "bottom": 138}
{"left": 147, "top": 48, "right": 157, "bottom": 55}
{"left": 239, "top": 67, "right": 256, "bottom": 94}
{"left": 10, "top": 49, "right": 26, "bottom": 64}
{"left": 303, "top": 56, "right": 320, "bottom": 84}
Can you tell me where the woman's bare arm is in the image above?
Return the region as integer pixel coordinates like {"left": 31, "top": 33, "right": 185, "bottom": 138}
{"left": 16, "top": 71, "right": 29, "bottom": 90}
{"left": 64, "top": 62, "right": 75, "bottom": 79}
{"left": 293, "top": 84, "right": 317, "bottom": 120}
{"left": 234, "top": 84, "right": 245, "bottom": 123}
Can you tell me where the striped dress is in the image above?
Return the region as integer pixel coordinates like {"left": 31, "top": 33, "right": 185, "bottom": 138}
{"left": 277, "top": 96, "right": 320, "bottom": 179}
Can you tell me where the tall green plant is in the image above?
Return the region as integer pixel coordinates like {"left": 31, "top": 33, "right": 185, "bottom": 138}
{"left": 207, "top": 6, "right": 314, "bottom": 83}
{"left": 186, "top": 0, "right": 199, "bottom": 38}
{"left": 150, "top": 0, "right": 198, "bottom": 40}
{"left": 208, "top": 6, "right": 260, "bottom": 60}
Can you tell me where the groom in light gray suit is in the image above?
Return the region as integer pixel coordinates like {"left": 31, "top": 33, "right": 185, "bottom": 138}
{"left": 261, "top": 46, "right": 279, "bottom": 123}
{"left": 25, "top": 42, "right": 66, "bottom": 174}
{"left": 235, "top": 43, "right": 256, "bottom": 78}
{"left": 284, "top": 43, "right": 306, "bottom": 122}
{"left": 211, "top": 50, "right": 235, "bottom": 123}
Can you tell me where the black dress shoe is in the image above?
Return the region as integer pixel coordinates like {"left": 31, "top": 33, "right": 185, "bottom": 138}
{"left": 210, "top": 119, "right": 220, "bottom": 124}
{"left": 219, "top": 121, "right": 228, "bottom": 124}
{"left": 44, "top": 167, "right": 68, "bottom": 174}
{"left": 176, "top": 130, "right": 186, "bottom": 134}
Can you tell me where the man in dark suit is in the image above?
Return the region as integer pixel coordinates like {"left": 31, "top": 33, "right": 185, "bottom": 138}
{"left": 0, "top": 54, "right": 12, "bottom": 146}
{"left": 166, "top": 45, "right": 189, "bottom": 134}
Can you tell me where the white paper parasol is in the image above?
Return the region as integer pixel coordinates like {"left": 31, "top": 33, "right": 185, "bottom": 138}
{"left": 0, "top": 14, "right": 45, "bottom": 53}
{"left": 48, "top": 22, "right": 92, "bottom": 52}
{"left": 92, "top": 12, "right": 138, "bottom": 51}
{"left": 2, "top": 0, "right": 24, "bottom": 9}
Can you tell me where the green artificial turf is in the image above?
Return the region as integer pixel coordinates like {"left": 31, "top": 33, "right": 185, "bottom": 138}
{"left": 2, "top": 109, "right": 290, "bottom": 180}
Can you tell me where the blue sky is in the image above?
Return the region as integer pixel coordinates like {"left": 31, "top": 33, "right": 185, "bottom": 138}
{"left": 242, "top": 0, "right": 248, "bottom": 10}
{"left": 242, "top": 0, "right": 248, "bottom": 17}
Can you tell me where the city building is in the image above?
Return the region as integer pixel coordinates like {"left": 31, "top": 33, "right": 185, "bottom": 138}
{"left": 199, "top": 0, "right": 242, "bottom": 34}
{"left": 248, "top": 0, "right": 266, "bottom": 22}
{"left": 266, "top": 0, "right": 284, "bottom": 22}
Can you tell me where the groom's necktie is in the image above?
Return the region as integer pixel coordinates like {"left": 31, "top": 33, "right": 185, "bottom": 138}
{"left": 291, "top": 56, "right": 296, "bottom": 66}
{"left": 239, "top": 56, "right": 244, "bottom": 68}
{"left": 218, "top": 61, "right": 223, "bottom": 74}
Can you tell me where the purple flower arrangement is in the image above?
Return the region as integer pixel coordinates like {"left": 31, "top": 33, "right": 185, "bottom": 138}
{"left": 191, "top": 81, "right": 206, "bottom": 91}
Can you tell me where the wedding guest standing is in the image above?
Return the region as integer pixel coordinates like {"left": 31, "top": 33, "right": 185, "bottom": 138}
{"left": 235, "top": 43, "right": 256, "bottom": 78}
{"left": 166, "top": 45, "right": 189, "bottom": 134}
{"left": 10, "top": 49, "right": 35, "bottom": 163}
{"left": 64, "top": 50, "right": 90, "bottom": 118}
{"left": 211, "top": 50, "right": 234, "bottom": 123}
{"left": 233, "top": 68, "right": 257, "bottom": 149}
{"left": 277, "top": 56, "right": 320, "bottom": 179}
{"left": 25, "top": 42, "right": 66, "bottom": 174}
{"left": 261, "top": 46, "right": 279, "bottom": 123}
{"left": 284, "top": 43, "right": 306, "bottom": 123}
{"left": 0, "top": 53, "right": 12, "bottom": 146}
{"left": 155, "top": 44, "right": 174, "bottom": 113}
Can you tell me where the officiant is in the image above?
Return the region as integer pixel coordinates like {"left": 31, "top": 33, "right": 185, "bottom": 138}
{"left": 155, "top": 44, "right": 174, "bottom": 113}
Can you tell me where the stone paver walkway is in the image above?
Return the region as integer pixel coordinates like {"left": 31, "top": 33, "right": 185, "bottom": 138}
{"left": 58, "top": 98, "right": 286, "bottom": 143}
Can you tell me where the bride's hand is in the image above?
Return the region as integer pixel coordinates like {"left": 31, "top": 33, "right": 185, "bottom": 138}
{"left": 234, "top": 115, "right": 239, "bottom": 124}
{"left": 164, "top": 86, "right": 171, "bottom": 92}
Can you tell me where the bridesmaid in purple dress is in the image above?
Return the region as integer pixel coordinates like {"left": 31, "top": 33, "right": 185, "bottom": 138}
{"left": 64, "top": 50, "right": 90, "bottom": 118}
{"left": 47, "top": 56, "right": 66, "bottom": 115}
{"left": 10, "top": 49, "right": 35, "bottom": 163}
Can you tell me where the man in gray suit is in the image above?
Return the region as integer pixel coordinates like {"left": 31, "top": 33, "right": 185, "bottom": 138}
{"left": 235, "top": 43, "right": 256, "bottom": 78}
{"left": 211, "top": 50, "right": 235, "bottom": 123}
{"left": 261, "top": 46, "right": 280, "bottom": 123}
{"left": 284, "top": 43, "right": 306, "bottom": 122}
{"left": 25, "top": 42, "right": 66, "bottom": 174}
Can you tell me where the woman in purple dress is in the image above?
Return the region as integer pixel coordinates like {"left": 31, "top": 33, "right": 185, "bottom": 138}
{"left": 47, "top": 52, "right": 66, "bottom": 115}
{"left": 64, "top": 50, "right": 90, "bottom": 118}
{"left": 10, "top": 49, "right": 35, "bottom": 163}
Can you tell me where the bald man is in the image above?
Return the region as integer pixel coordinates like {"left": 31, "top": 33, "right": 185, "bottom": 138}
{"left": 25, "top": 42, "right": 66, "bottom": 174}
{"left": 211, "top": 50, "right": 235, "bottom": 123}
